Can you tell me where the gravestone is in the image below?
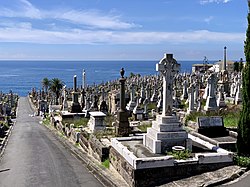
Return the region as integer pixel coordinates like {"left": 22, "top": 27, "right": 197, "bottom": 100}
{"left": 204, "top": 73, "right": 218, "bottom": 111}
{"left": 62, "top": 85, "right": 68, "bottom": 111}
{"left": 132, "top": 97, "right": 144, "bottom": 120}
{"left": 197, "top": 116, "right": 227, "bottom": 137}
{"left": 115, "top": 68, "right": 130, "bottom": 136}
{"left": 143, "top": 54, "right": 192, "bottom": 153}
{"left": 69, "top": 75, "right": 82, "bottom": 113}
{"left": 88, "top": 111, "right": 106, "bottom": 132}
{"left": 187, "top": 83, "right": 195, "bottom": 114}
{"left": 126, "top": 84, "right": 136, "bottom": 111}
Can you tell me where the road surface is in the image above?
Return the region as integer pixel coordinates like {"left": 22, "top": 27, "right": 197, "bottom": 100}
{"left": 0, "top": 97, "right": 104, "bottom": 187}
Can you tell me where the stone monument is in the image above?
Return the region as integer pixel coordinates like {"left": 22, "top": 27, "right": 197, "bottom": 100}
{"left": 204, "top": 73, "right": 218, "bottom": 112}
{"left": 143, "top": 54, "right": 191, "bottom": 154}
{"left": 115, "top": 68, "right": 130, "bottom": 137}
{"left": 69, "top": 75, "right": 82, "bottom": 113}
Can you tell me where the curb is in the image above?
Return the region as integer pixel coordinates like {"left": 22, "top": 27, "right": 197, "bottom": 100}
{"left": 0, "top": 125, "right": 14, "bottom": 158}
{"left": 202, "top": 167, "right": 247, "bottom": 187}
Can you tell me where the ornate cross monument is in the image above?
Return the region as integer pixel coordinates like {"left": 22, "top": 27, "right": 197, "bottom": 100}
{"left": 143, "top": 54, "right": 191, "bottom": 154}
{"left": 156, "top": 54, "right": 179, "bottom": 116}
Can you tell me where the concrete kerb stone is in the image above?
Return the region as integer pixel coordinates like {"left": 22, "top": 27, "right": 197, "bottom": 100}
{"left": 202, "top": 167, "right": 247, "bottom": 187}
{"left": 0, "top": 124, "right": 14, "bottom": 158}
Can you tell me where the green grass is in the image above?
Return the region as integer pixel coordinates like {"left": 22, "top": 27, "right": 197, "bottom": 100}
{"left": 137, "top": 122, "right": 152, "bottom": 132}
{"left": 184, "top": 107, "right": 241, "bottom": 127}
{"left": 62, "top": 118, "right": 89, "bottom": 128}
{"left": 93, "top": 128, "right": 115, "bottom": 139}
{"left": 42, "top": 116, "right": 50, "bottom": 126}
{"left": 104, "top": 115, "right": 116, "bottom": 127}
{"left": 147, "top": 103, "right": 157, "bottom": 110}
{"left": 223, "top": 111, "right": 240, "bottom": 127}
{"left": 101, "top": 158, "right": 110, "bottom": 168}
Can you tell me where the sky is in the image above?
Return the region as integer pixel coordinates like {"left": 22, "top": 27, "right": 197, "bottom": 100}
{"left": 0, "top": 0, "right": 248, "bottom": 61}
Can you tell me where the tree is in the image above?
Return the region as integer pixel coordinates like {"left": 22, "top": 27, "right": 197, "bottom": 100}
{"left": 42, "top": 77, "right": 50, "bottom": 93}
{"left": 237, "top": 1, "right": 250, "bottom": 156}
{"left": 49, "top": 78, "right": 64, "bottom": 105}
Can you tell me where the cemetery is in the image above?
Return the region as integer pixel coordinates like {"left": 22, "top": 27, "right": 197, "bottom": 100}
{"left": 0, "top": 91, "right": 18, "bottom": 155}
{"left": 28, "top": 50, "right": 246, "bottom": 186}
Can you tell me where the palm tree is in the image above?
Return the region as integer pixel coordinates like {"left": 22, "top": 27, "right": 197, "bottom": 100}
{"left": 49, "top": 78, "right": 64, "bottom": 105}
{"left": 42, "top": 77, "right": 50, "bottom": 93}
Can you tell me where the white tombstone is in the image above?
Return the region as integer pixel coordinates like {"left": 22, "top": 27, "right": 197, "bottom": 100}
{"left": 62, "top": 85, "right": 68, "bottom": 111}
{"left": 143, "top": 54, "right": 191, "bottom": 154}
{"left": 187, "top": 83, "right": 195, "bottom": 114}
{"left": 204, "top": 73, "right": 218, "bottom": 111}
{"left": 126, "top": 84, "right": 136, "bottom": 111}
{"left": 88, "top": 111, "right": 106, "bottom": 132}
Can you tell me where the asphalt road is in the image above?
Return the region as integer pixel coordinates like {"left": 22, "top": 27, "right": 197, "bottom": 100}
{"left": 0, "top": 97, "right": 104, "bottom": 187}
{"left": 225, "top": 172, "right": 250, "bottom": 187}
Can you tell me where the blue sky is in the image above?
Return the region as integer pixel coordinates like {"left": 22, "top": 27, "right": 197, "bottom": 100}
{"left": 0, "top": 0, "right": 247, "bottom": 60}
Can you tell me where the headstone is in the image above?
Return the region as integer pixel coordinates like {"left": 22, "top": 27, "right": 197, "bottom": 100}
{"left": 132, "top": 97, "right": 144, "bottom": 120}
{"left": 126, "top": 84, "right": 136, "bottom": 111}
{"left": 115, "top": 68, "right": 130, "bottom": 136}
{"left": 62, "top": 85, "right": 68, "bottom": 111}
{"left": 143, "top": 54, "right": 191, "bottom": 153}
{"left": 204, "top": 73, "right": 218, "bottom": 112}
{"left": 235, "top": 81, "right": 242, "bottom": 105}
{"left": 181, "top": 80, "right": 188, "bottom": 100}
{"left": 187, "top": 83, "right": 195, "bottom": 114}
{"left": 217, "top": 85, "right": 226, "bottom": 108}
{"left": 88, "top": 111, "right": 106, "bottom": 132}
{"left": 69, "top": 75, "right": 82, "bottom": 113}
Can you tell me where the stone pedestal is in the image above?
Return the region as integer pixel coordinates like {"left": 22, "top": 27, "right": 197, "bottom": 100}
{"left": 116, "top": 111, "right": 130, "bottom": 136}
{"left": 143, "top": 115, "right": 191, "bottom": 154}
{"left": 69, "top": 92, "right": 82, "bottom": 113}
{"left": 88, "top": 111, "right": 106, "bottom": 132}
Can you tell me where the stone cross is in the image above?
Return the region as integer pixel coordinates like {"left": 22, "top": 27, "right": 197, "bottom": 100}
{"left": 156, "top": 54, "right": 179, "bottom": 116}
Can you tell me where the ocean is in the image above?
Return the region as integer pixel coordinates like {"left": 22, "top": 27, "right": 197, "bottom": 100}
{"left": 0, "top": 60, "right": 212, "bottom": 96}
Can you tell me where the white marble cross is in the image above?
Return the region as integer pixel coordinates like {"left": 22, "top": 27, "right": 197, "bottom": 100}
{"left": 156, "top": 54, "right": 180, "bottom": 116}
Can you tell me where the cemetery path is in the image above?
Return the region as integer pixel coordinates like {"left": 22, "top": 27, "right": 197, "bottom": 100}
{"left": 0, "top": 97, "right": 103, "bottom": 187}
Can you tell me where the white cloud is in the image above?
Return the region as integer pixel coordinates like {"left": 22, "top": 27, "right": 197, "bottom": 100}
{"left": 0, "top": 0, "right": 137, "bottom": 30}
{"left": 200, "top": 0, "right": 232, "bottom": 5}
{"left": 0, "top": 26, "right": 244, "bottom": 45}
{"left": 204, "top": 16, "right": 214, "bottom": 24}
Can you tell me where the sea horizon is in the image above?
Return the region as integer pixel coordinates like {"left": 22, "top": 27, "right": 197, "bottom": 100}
{"left": 0, "top": 60, "right": 216, "bottom": 96}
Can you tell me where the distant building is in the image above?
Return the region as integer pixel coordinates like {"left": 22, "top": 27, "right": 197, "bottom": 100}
{"left": 192, "top": 63, "right": 213, "bottom": 73}
{"left": 213, "top": 60, "right": 235, "bottom": 73}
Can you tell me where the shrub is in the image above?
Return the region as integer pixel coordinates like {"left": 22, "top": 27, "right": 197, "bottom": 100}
{"left": 101, "top": 158, "right": 110, "bottom": 168}
{"left": 234, "top": 156, "right": 250, "bottom": 168}
{"left": 168, "top": 150, "right": 192, "bottom": 160}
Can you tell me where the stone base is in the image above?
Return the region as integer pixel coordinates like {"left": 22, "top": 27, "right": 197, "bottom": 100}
{"left": 69, "top": 102, "right": 82, "bottom": 113}
{"left": 116, "top": 110, "right": 130, "bottom": 137}
{"left": 143, "top": 115, "right": 191, "bottom": 154}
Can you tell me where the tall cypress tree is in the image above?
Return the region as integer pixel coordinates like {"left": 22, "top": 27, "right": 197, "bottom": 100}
{"left": 237, "top": 1, "right": 250, "bottom": 156}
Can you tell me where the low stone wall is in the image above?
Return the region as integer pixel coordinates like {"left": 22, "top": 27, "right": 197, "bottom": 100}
{"left": 110, "top": 147, "right": 233, "bottom": 187}
{"left": 88, "top": 135, "right": 110, "bottom": 162}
